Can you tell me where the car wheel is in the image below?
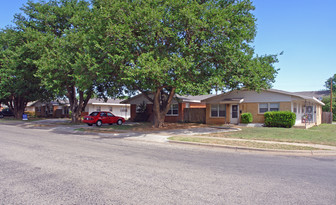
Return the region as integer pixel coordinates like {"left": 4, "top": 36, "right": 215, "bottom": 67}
{"left": 87, "top": 123, "right": 93, "bottom": 126}
{"left": 0, "top": 114, "right": 3, "bottom": 118}
{"left": 117, "top": 119, "right": 123, "bottom": 125}
{"left": 96, "top": 120, "right": 102, "bottom": 127}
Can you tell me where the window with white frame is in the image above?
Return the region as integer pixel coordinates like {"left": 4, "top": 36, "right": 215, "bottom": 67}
{"left": 96, "top": 106, "right": 101, "bottom": 112}
{"left": 293, "top": 103, "right": 297, "bottom": 113}
{"left": 166, "top": 104, "right": 179, "bottom": 116}
{"left": 109, "top": 107, "right": 113, "bottom": 112}
{"left": 259, "top": 103, "right": 268, "bottom": 113}
{"left": 259, "top": 103, "right": 280, "bottom": 113}
{"left": 211, "top": 104, "right": 226, "bottom": 117}
{"left": 270, "top": 103, "right": 279, "bottom": 111}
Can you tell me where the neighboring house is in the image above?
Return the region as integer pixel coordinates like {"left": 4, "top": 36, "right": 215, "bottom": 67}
{"left": 201, "top": 89, "right": 325, "bottom": 126}
{"left": 294, "top": 90, "right": 330, "bottom": 101}
{"left": 121, "top": 94, "right": 214, "bottom": 122}
{"left": 33, "top": 100, "right": 70, "bottom": 118}
{"left": 83, "top": 98, "right": 130, "bottom": 119}
{"left": 25, "top": 101, "right": 37, "bottom": 116}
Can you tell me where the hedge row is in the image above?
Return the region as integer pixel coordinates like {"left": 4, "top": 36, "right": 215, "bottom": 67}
{"left": 264, "top": 111, "right": 296, "bottom": 128}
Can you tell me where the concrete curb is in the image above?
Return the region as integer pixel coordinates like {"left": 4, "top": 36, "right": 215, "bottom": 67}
{"left": 168, "top": 140, "right": 336, "bottom": 156}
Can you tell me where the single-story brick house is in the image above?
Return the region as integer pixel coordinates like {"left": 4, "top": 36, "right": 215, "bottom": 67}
{"left": 33, "top": 100, "right": 70, "bottom": 118}
{"left": 82, "top": 98, "right": 130, "bottom": 119}
{"left": 121, "top": 94, "right": 214, "bottom": 122}
{"left": 201, "top": 89, "right": 325, "bottom": 126}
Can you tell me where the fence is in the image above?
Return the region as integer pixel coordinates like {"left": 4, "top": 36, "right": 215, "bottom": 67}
{"left": 322, "top": 112, "right": 333, "bottom": 124}
{"left": 183, "top": 108, "right": 206, "bottom": 123}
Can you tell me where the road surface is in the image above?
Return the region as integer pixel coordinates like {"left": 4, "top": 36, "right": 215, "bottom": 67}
{"left": 1, "top": 124, "right": 336, "bottom": 204}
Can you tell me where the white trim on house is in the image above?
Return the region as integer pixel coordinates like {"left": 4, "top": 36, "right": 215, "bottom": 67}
{"left": 230, "top": 104, "right": 239, "bottom": 124}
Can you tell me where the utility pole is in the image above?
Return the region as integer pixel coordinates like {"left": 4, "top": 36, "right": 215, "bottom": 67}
{"left": 331, "top": 78, "right": 333, "bottom": 123}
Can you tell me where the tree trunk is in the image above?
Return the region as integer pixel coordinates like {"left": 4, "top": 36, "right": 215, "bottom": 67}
{"left": 152, "top": 105, "right": 166, "bottom": 128}
{"left": 151, "top": 87, "right": 176, "bottom": 128}
{"left": 66, "top": 86, "right": 92, "bottom": 124}
{"left": 7, "top": 96, "right": 27, "bottom": 119}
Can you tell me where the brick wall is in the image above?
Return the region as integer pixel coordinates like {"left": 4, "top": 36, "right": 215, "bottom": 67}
{"left": 241, "top": 103, "right": 264, "bottom": 123}
{"left": 241, "top": 102, "right": 292, "bottom": 123}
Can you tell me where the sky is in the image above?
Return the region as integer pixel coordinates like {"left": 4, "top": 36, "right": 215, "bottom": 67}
{"left": 0, "top": 0, "right": 335, "bottom": 92}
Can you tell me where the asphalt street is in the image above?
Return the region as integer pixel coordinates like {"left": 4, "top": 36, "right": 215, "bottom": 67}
{"left": 0, "top": 124, "right": 336, "bottom": 204}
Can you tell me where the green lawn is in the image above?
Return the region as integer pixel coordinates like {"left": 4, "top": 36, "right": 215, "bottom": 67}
{"left": 168, "top": 136, "right": 323, "bottom": 150}
{"left": 207, "top": 124, "right": 336, "bottom": 146}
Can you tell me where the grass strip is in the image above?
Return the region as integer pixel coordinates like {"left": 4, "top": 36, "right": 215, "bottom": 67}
{"left": 206, "top": 124, "right": 336, "bottom": 146}
{"left": 168, "top": 136, "right": 324, "bottom": 150}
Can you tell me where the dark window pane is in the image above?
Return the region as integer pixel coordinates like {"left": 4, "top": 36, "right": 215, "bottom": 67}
{"left": 211, "top": 110, "right": 218, "bottom": 117}
{"left": 259, "top": 108, "right": 268, "bottom": 113}
{"left": 219, "top": 111, "right": 226, "bottom": 117}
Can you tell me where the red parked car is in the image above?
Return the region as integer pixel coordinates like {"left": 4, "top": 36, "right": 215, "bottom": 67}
{"left": 83, "top": 111, "right": 125, "bottom": 127}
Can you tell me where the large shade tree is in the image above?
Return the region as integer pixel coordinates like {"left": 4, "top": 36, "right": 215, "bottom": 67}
{"left": 95, "top": 0, "right": 279, "bottom": 127}
{"left": 16, "top": 0, "right": 104, "bottom": 123}
{"left": 0, "top": 27, "right": 50, "bottom": 119}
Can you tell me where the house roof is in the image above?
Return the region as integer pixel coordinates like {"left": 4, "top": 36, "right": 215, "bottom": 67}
{"left": 175, "top": 94, "right": 216, "bottom": 103}
{"left": 87, "top": 98, "right": 130, "bottom": 106}
{"left": 293, "top": 90, "right": 330, "bottom": 100}
{"left": 121, "top": 93, "right": 215, "bottom": 104}
{"left": 201, "top": 88, "right": 325, "bottom": 106}
{"left": 27, "top": 99, "right": 70, "bottom": 107}
{"left": 27, "top": 101, "right": 38, "bottom": 107}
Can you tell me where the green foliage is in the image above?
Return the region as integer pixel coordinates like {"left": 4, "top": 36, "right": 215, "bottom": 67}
{"left": 1, "top": 0, "right": 280, "bottom": 125}
{"left": 324, "top": 74, "right": 336, "bottom": 92}
{"left": 94, "top": 0, "right": 279, "bottom": 95}
{"left": 93, "top": 0, "right": 279, "bottom": 126}
{"left": 14, "top": 0, "right": 105, "bottom": 122}
{"left": 322, "top": 96, "right": 336, "bottom": 121}
{"left": 241, "top": 112, "right": 253, "bottom": 123}
{"left": 0, "top": 27, "right": 52, "bottom": 118}
{"left": 264, "top": 111, "right": 296, "bottom": 128}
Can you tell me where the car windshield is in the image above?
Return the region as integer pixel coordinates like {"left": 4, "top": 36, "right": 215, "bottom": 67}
{"left": 89, "top": 112, "right": 99, "bottom": 116}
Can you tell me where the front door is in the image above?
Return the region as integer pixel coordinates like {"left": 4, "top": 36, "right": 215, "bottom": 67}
{"left": 230, "top": 104, "right": 239, "bottom": 124}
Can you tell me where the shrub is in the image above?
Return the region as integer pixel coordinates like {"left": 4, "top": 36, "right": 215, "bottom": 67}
{"left": 241, "top": 112, "right": 253, "bottom": 123}
{"left": 264, "top": 111, "right": 296, "bottom": 128}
